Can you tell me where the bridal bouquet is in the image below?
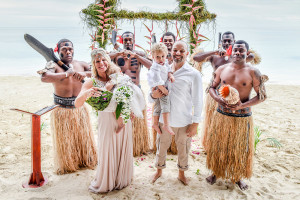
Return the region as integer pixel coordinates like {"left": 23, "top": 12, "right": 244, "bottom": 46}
{"left": 86, "top": 90, "right": 113, "bottom": 111}
{"left": 85, "top": 79, "right": 113, "bottom": 111}
{"left": 114, "top": 85, "right": 133, "bottom": 124}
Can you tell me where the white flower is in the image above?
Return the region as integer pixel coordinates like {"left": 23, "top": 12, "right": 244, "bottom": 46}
{"left": 113, "top": 85, "right": 133, "bottom": 124}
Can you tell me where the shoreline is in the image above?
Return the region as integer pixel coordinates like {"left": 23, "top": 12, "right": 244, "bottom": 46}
{"left": 1, "top": 75, "right": 300, "bottom": 86}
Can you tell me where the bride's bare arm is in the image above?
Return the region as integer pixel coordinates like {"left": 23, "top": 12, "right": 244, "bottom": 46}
{"left": 75, "top": 79, "right": 102, "bottom": 107}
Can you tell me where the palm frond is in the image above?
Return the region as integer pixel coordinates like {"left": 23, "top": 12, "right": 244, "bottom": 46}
{"left": 266, "top": 137, "right": 282, "bottom": 149}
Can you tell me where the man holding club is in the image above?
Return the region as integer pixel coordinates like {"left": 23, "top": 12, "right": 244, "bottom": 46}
{"left": 37, "top": 39, "right": 97, "bottom": 174}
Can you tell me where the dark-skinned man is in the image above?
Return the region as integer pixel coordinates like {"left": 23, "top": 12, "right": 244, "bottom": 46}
{"left": 205, "top": 40, "right": 268, "bottom": 190}
{"left": 37, "top": 39, "right": 97, "bottom": 174}
{"left": 109, "top": 31, "right": 152, "bottom": 156}
{"left": 193, "top": 31, "right": 254, "bottom": 151}
{"left": 161, "top": 32, "right": 176, "bottom": 65}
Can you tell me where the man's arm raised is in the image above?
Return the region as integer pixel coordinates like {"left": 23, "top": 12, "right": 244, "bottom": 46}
{"left": 130, "top": 51, "right": 152, "bottom": 69}
{"left": 40, "top": 65, "right": 74, "bottom": 83}
{"left": 193, "top": 50, "right": 218, "bottom": 63}
{"left": 109, "top": 51, "right": 124, "bottom": 61}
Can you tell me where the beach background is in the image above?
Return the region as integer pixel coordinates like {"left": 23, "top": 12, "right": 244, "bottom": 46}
{"left": 0, "top": 0, "right": 300, "bottom": 199}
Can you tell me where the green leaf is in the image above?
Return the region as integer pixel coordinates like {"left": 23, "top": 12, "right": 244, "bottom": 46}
{"left": 266, "top": 138, "right": 282, "bottom": 149}
{"left": 115, "top": 103, "right": 123, "bottom": 119}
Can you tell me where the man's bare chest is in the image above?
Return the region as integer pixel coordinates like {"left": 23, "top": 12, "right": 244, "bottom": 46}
{"left": 220, "top": 69, "right": 252, "bottom": 87}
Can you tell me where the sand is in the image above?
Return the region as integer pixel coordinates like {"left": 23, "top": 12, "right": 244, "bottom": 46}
{"left": 0, "top": 76, "right": 299, "bottom": 200}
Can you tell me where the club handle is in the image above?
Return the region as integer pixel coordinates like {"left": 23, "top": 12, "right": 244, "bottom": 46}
{"left": 56, "top": 61, "right": 85, "bottom": 83}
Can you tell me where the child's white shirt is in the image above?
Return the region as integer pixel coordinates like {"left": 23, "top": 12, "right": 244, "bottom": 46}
{"left": 147, "top": 61, "right": 172, "bottom": 88}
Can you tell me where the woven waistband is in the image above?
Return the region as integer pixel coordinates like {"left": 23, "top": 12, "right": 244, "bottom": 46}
{"left": 54, "top": 94, "right": 76, "bottom": 108}
{"left": 217, "top": 105, "right": 252, "bottom": 117}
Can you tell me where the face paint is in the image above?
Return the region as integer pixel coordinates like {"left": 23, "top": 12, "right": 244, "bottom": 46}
{"left": 60, "top": 53, "right": 64, "bottom": 59}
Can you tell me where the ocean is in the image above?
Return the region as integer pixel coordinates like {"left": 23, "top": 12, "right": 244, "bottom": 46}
{"left": 0, "top": 0, "right": 299, "bottom": 84}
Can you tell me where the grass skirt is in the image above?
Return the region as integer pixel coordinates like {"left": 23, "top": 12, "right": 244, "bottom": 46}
{"left": 206, "top": 110, "right": 254, "bottom": 182}
{"left": 201, "top": 94, "right": 218, "bottom": 151}
{"left": 51, "top": 105, "right": 97, "bottom": 174}
{"left": 132, "top": 109, "right": 150, "bottom": 156}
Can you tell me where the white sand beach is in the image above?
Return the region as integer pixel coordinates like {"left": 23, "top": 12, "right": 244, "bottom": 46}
{"left": 0, "top": 76, "right": 299, "bottom": 199}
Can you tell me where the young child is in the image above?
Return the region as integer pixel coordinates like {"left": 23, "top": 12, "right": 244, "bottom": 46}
{"left": 147, "top": 43, "right": 175, "bottom": 135}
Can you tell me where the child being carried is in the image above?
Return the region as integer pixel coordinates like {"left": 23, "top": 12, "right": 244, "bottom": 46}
{"left": 147, "top": 43, "right": 175, "bottom": 135}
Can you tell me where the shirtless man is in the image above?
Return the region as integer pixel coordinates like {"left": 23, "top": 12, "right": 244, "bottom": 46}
{"left": 193, "top": 31, "right": 254, "bottom": 70}
{"left": 37, "top": 39, "right": 97, "bottom": 174}
{"left": 161, "top": 32, "right": 176, "bottom": 65}
{"left": 205, "top": 40, "right": 268, "bottom": 190}
{"left": 109, "top": 31, "right": 152, "bottom": 156}
{"left": 193, "top": 31, "right": 253, "bottom": 151}
{"left": 109, "top": 31, "right": 152, "bottom": 86}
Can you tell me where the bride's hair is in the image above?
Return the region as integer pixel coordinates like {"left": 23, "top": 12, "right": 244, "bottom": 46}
{"left": 91, "top": 48, "right": 121, "bottom": 80}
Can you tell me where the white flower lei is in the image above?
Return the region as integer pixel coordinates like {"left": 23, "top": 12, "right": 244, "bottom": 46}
{"left": 112, "top": 75, "right": 133, "bottom": 124}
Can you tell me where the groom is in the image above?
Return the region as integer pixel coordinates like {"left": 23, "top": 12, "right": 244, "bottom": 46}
{"left": 151, "top": 41, "right": 203, "bottom": 185}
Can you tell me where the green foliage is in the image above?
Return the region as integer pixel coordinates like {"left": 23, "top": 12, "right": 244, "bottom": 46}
{"left": 81, "top": 0, "right": 216, "bottom": 51}
{"left": 115, "top": 102, "right": 123, "bottom": 119}
{"left": 254, "top": 126, "right": 282, "bottom": 152}
{"left": 195, "top": 169, "right": 200, "bottom": 175}
{"left": 86, "top": 91, "right": 113, "bottom": 111}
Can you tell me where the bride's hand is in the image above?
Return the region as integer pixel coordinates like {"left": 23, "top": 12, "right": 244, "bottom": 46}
{"left": 86, "top": 87, "right": 102, "bottom": 98}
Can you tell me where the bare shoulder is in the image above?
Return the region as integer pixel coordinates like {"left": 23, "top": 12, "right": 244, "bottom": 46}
{"left": 73, "top": 60, "right": 91, "bottom": 71}
{"left": 74, "top": 60, "right": 89, "bottom": 67}
{"left": 249, "top": 65, "right": 261, "bottom": 79}
{"left": 216, "top": 63, "right": 230, "bottom": 72}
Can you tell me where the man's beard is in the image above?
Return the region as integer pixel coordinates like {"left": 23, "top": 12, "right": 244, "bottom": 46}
{"left": 174, "top": 56, "right": 183, "bottom": 63}
{"left": 125, "top": 44, "right": 133, "bottom": 50}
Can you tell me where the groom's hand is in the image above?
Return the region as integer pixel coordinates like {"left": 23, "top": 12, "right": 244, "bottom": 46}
{"left": 186, "top": 123, "right": 199, "bottom": 137}
{"left": 151, "top": 87, "right": 165, "bottom": 99}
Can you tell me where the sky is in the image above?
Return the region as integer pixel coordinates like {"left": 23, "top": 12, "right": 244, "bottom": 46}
{"left": 0, "top": 0, "right": 299, "bottom": 84}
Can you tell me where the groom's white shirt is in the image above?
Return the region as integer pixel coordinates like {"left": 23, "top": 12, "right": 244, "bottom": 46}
{"left": 150, "top": 62, "right": 203, "bottom": 127}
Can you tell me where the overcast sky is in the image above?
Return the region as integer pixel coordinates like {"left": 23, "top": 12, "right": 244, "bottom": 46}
{"left": 0, "top": 0, "right": 299, "bottom": 83}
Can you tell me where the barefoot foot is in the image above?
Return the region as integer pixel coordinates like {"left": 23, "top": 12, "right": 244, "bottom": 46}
{"left": 152, "top": 169, "right": 162, "bottom": 183}
{"left": 152, "top": 124, "right": 162, "bottom": 134}
{"left": 236, "top": 180, "right": 248, "bottom": 190}
{"left": 206, "top": 175, "right": 217, "bottom": 185}
{"left": 163, "top": 124, "right": 175, "bottom": 135}
{"left": 177, "top": 175, "right": 189, "bottom": 185}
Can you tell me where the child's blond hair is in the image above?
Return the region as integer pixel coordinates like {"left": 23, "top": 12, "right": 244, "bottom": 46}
{"left": 151, "top": 43, "right": 168, "bottom": 56}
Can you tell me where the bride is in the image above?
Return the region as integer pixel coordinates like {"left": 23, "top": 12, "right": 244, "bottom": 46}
{"left": 75, "top": 48, "right": 142, "bottom": 193}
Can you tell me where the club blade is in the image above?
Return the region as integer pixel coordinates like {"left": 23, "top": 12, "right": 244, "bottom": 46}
{"left": 24, "top": 33, "right": 55, "bottom": 62}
